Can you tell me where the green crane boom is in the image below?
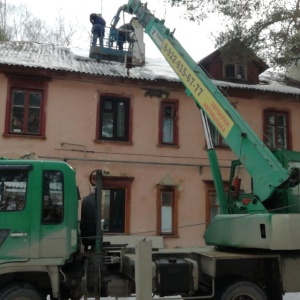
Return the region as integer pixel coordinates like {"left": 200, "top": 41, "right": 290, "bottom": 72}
{"left": 120, "top": 0, "right": 300, "bottom": 250}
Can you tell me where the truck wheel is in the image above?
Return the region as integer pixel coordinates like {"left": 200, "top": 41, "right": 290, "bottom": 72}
{"left": 217, "top": 280, "right": 267, "bottom": 300}
{"left": 0, "top": 283, "right": 43, "bottom": 300}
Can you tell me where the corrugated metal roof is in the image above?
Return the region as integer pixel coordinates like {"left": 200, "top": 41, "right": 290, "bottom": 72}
{"left": 0, "top": 41, "right": 300, "bottom": 96}
{"left": 0, "top": 41, "right": 179, "bottom": 82}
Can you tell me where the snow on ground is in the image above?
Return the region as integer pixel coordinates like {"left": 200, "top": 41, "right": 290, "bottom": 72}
{"left": 284, "top": 294, "right": 300, "bottom": 300}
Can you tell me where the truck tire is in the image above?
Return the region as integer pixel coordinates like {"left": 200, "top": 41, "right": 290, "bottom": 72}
{"left": 217, "top": 280, "right": 267, "bottom": 300}
{"left": 0, "top": 283, "right": 43, "bottom": 300}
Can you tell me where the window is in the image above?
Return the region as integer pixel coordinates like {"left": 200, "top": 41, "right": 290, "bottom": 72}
{"left": 204, "top": 181, "right": 228, "bottom": 225}
{"left": 101, "top": 177, "right": 133, "bottom": 234}
{"left": 159, "top": 100, "right": 178, "bottom": 145}
{"left": 208, "top": 119, "right": 228, "bottom": 148}
{"left": 0, "top": 167, "right": 28, "bottom": 211}
{"left": 99, "top": 96, "right": 130, "bottom": 142}
{"left": 264, "top": 110, "right": 289, "bottom": 149}
{"left": 101, "top": 189, "right": 125, "bottom": 232}
{"left": 207, "top": 191, "right": 220, "bottom": 224}
{"left": 9, "top": 89, "right": 42, "bottom": 135}
{"left": 4, "top": 77, "right": 47, "bottom": 137}
{"left": 157, "top": 186, "right": 178, "bottom": 236}
{"left": 42, "top": 170, "right": 63, "bottom": 224}
{"left": 224, "top": 64, "right": 246, "bottom": 80}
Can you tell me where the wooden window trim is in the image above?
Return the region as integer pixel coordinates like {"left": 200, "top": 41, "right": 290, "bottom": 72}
{"left": 3, "top": 76, "right": 48, "bottom": 138}
{"left": 156, "top": 185, "right": 178, "bottom": 237}
{"left": 208, "top": 120, "right": 229, "bottom": 148}
{"left": 204, "top": 181, "right": 228, "bottom": 226}
{"left": 102, "top": 176, "right": 134, "bottom": 234}
{"left": 97, "top": 95, "right": 132, "bottom": 143}
{"left": 158, "top": 99, "right": 179, "bottom": 147}
{"left": 263, "top": 109, "right": 291, "bottom": 150}
{"left": 223, "top": 63, "right": 247, "bottom": 80}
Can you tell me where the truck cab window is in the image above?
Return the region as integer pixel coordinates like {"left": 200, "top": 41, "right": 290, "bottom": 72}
{"left": 0, "top": 169, "right": 27, "bottom": 211}
{"left": 42, "top": 170, "right": 64, "bottom": 224}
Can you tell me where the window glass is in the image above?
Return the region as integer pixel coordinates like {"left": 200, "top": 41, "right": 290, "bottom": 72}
{"left": 0, "top": 169, "right": 27, "bottom": 211}
{"left": 161, "top": 206, "right": 172, "bottom": 233}
{"left": 101, "top": 189, "right": 125, "bottom": 233}
{"left": 160, "top": 101, "right": 178, "bottom": 145}
{"left": 225, "top": 64, "right": 235, "bottom": 78}
{"left": 102, "top": 112, "right": 114, "bottom": 138}
{"left": 9, "top": 88, "right": 43, "bottom": 135}
{"left": 117, "top": 101, "right": 126, "bottom": 138}
{"left": 208, "top": 191, "right": 220, "bottom": 222}
{"left": 236, "top": 65, "right": 245, "bottom": 79}
{"left": 162, "top": 118, "right": 174, "bottom": 143}
{"left": 208, "top": 119, "right": 228, "bottom": 147}
{"left": 159, "top": 189, "right": 176, "bottom": 235}
{"left": 100, "top": 97, "right": 129, "bottom": 141}
{"left": 264, "top": 111, "right": 288, "bottom": 150}
{"left": 42, "top": 171, "right": 64, "bottom": 224}
{"left": 162, "top": 104, "right": 174, "bottom": 143}
{"left": 225, "top": 64, "right": 246, "bottom": 80}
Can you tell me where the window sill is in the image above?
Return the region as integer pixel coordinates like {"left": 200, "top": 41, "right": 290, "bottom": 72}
{"left": 160, "top": 234, "right": 179, "bottom": 238}
{"left": 3, "top": 133, "right": 46, "bottom": 139}
{"left": 213, "top": 146, "right": 230, "bottom": 149}
{"left": 102, "top": 232, "right": 128, "bottom": 235}
{"left": 157, "top": 144, "right": 179, "bottom": 149}
{"left": 95, "top": 139, "right": 133, "bottom": 146}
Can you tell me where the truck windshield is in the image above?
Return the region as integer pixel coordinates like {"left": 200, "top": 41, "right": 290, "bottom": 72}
{"left": 0, "top": 169, "right": 28, "bottom": 211}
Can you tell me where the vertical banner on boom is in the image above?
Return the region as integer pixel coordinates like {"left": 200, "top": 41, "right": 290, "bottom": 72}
{"left": 150, "top": 25, "right": 234, "bottom": 138}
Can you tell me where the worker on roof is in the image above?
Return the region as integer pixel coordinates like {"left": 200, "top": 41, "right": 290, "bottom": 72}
{"left": 117, "top": 23, "right": 134, "bottom": 50}
{"left": 90, "top": 13, "right": 106, "bottom": 47}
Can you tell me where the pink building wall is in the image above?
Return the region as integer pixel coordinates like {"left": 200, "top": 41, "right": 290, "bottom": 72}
{"left": 1, "top": 71, "right": 300, "bottom": 248}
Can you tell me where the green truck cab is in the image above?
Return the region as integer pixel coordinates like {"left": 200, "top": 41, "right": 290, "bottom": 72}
{"left": 0, "top": 159, "right": 79, "bottom": 299}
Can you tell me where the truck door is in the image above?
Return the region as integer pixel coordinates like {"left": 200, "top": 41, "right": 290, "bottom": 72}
{"left": 0, "top": 165, "right": 32, "bottom": 261}
{"left": 39, "top": 169, "right": 68, "bottom": 258}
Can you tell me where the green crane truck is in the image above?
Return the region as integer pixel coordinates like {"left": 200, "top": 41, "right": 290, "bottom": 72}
{"left": 1, "top": 1, "right": 300, "bottom": 299}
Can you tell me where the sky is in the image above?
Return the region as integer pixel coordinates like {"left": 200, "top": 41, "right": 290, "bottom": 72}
{"left": 8, "top": 0, "right": 218, "bottom": 61}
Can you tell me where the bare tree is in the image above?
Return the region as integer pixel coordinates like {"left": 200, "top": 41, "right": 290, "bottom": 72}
{"left": 0, "top": 1, "right": 86, "bottom": 47}
{"left": 0, "top": 0, "right": 13, "bottom": 41}
{"left": 45, "top": 10, "right": 85, "bottom": 47}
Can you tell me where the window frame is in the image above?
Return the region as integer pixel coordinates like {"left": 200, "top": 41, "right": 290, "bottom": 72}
{"left": 97, "top": 95, "right": 131, "bottom": 143}
{"left": 0, "top": 167, "right": 29, "bottom": 212}
{"left": 224, "top": 63, "right": 247, "bottom": 80}
{"left": 204, "top": 181, "right": 228, "bottom": 225}
{"left": 158, "top": 99, "right": 179, "bottom": 146}
{"left": 156, "top": 185, "right": 178, "bottom": 236}
{"left": 206, "top": 189, "right": 220, "bottom": 225}
{"left": 42, "top": 170, "right": 64, "bottom": 225}
{"left": 4, "top": 76, "right": 48, "bottom": 138}
{"left": 263, "top": 110, "right": 290, "bottom": 150}
{"left": 208, "top": 119, "right": 228, "bottom": 148}
{"left": 101, "top": 176, "right": 133, "bottom": 234}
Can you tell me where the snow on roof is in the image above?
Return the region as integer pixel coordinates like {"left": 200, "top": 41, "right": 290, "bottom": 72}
{"left": 0, "top": 41, "right": 300, "bottom": 96}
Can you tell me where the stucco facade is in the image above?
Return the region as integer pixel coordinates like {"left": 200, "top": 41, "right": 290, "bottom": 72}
{"left": 0, "top": 41, "right": 300, "bottom": 248}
